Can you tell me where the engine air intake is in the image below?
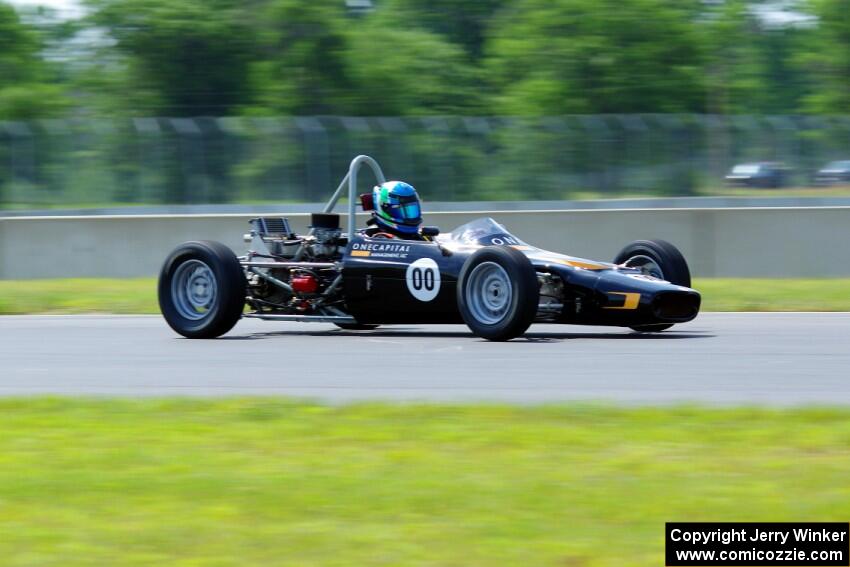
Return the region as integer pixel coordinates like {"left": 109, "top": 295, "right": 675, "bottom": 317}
{"left": 310, "top": 213, "right": 340, "bottom": 230}
{"left": 251, "top": 217, "right": 292, "bottom": 237}
{"left": 653, "top": 292, "right": 700, "bottom": 321}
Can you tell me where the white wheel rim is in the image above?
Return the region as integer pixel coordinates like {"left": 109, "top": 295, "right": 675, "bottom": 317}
{"left": 465, "top": 261, "right": 513, "bottom": 325}
{"left": 171, "top": 259, "right": 218, "bottom": 321}
{"left": 625, "top": 254, "right": 665, "bottom": 279}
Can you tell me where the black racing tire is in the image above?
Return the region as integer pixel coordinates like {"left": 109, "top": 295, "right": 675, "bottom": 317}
{"left": 158, "top": 240, "right": 246, "bottom": 338}
{"left": 614, "top": 239, "right": 691, "bottom": 333}
{"left": 334, "top": 323, "right": 380, "bottom": 331}
{"left": 457, "top": 246, "right": 539, "bottom": 341}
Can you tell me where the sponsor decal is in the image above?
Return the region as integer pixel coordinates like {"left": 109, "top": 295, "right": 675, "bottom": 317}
{"left": 627, "top": 273, "right": 663, "bottom": 282}
{"left": 602, "top": 292, "right": 641, "bottom": 310}
{"left": 351, "top": 242, "right": 412, "bottom": 259}
{"left": 405, "top": 258, "right": 441, "bottom": 302}
{"left": 488, "top": 235, "right": 523, "bottom": 246}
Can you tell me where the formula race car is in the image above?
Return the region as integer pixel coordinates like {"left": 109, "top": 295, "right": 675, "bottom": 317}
{"left": 159, "top": 156, "right": 701, "bottom": 341}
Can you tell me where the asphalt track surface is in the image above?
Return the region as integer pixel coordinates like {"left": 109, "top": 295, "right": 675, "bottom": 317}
{"left": 1, "top": 313, "right": 848, "bottom": 405}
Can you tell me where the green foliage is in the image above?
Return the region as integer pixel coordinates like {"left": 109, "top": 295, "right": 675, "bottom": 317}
{"left": 799, "top": 0, "right": 850, "bottom": 113}
{"left": 0, "top": 0, "right": 846, "bottom": 120}
{"left": 0, "top": 2, "right": 66, "bottom": 120}
{"left": 4, "top": 0, "right": 850, "bottom": 205}
{"left": 0, "top": 2, "right": 39, "bottom": 85}
{"left": 0, "top": 84, "right": 68, "bottom": 119}
{"left": 86, "top": 0, "right": 258, "bottom": 116}
{"left": 346, "top": 25, "right": 481, "bottom": 115}
{"left": 374, "top": 0, "right": 509, "bottom": 60}
{"left": 702, "top": 0, "right": 809, "bottom": 114}
{"left": 245, "top": 0, "right": 353, "bottom": 115}
{"left": 486, "top": 0, "right": 706, "bottom": 115}
{"left": 244, "top": 0, "right": 482, "bottom": 116}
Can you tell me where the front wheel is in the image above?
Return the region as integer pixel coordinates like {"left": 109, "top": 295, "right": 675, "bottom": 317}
{"left": 614, "top": 239, "right": 691, "bottom": 333}
{"left": 158, "top": 241, "right": 246, "bottom": 338}
{"left": 457, "top": 246, "right": 539, "bottom": 341}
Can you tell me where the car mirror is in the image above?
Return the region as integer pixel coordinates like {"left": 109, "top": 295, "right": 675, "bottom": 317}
{"left": 359, "top": 193, "right": 375, "bottom": 211}
{"left": 421, "top": 226, "right": 440, "bottom": 237}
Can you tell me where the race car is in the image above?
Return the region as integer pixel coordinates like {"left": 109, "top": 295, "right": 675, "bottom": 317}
{"left": 159, "top": 156, "right": 701, "bottom": 341}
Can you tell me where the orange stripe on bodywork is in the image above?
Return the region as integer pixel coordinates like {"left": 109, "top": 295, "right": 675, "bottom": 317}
{"left": 351, "top": 250, "right": 371, "bottom": 257}
{"left": 602, "top": 292, "right": 641, "bottom": 310}
{"left": 552, "top": 258, "right": 608, "bottom": 271}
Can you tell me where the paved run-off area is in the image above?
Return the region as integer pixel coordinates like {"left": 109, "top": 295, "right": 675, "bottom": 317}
{"left": 1, "top": 313, "right": 848, "bottom": 404}
{"left": 2, "top": 315, "right": 850, "bottom": 566}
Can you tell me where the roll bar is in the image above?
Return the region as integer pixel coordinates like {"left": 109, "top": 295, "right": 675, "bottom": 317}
{"left": 322, "top": 155, "right": 387, "bottom": 240}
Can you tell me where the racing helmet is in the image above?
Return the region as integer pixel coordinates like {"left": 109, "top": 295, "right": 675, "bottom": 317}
{"left": 372, "top": 181, "right": 422, "bottom": 235}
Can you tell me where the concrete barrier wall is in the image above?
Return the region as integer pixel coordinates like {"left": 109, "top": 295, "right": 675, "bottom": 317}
{"left": 1, "top": 207, "right": 849, "bottom": 279}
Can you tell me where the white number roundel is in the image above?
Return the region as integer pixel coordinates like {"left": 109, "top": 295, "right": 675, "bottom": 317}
{"left": 405, "top": 258, "right": 441, "bottom": 302}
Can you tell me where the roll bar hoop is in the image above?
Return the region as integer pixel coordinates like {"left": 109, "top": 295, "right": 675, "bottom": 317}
{"left": 323, "top": 155, "right": 387, "bottom": 241}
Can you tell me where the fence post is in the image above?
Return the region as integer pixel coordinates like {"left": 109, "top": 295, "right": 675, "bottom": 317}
{"left": 421, "top": 116, "right": 451, "bottom": 199}
{"left": 614, "top": 114, "right": 649, "bottom": 194}
{"left": 0, "top": 122, "right": 8, "bottom": 206}
{"left": 705, "top": 114, "right": 728, "bottom": 185}
{"left": 376, "top": 116, "right": 409, "bottom": 182}
{"left": 3, "top": 121, "right": 36, "bottom": 206}
{"left": 39, "top": 118, "right": 73, "bottom": 206}
{"left": 133, "top": 117, "right": 163, "bottom": 203}
{"left": 578, "top": 115, "right": 609, "bottom": 194}
{"left": 0, "top": 217, "right": 5, "bottom": 279}
{"left": 295, "top": 117, "right": 330, "bottom": 202}
{"left": 765, "top": 115, "right": 796, "bottom": 185}
{"left": 170, "top": 118, "right": 209, "bottom": 203}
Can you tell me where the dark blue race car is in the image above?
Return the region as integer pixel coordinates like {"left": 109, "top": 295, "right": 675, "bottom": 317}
{"left": 159, "top": 156, "right": 701, "bottom": 341}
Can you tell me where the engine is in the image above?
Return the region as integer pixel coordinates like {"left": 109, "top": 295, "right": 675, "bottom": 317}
{"left": 309, "top": 213, "right": 345, "bottom": 259}
{"left": 536, "top": 272, "right": 565, "bottom": 321}
{"left": 245, "top": 214, "right": 345, "bottom": 262}
{"left": 242, "top": 214, "right": 348, "bottom": 316}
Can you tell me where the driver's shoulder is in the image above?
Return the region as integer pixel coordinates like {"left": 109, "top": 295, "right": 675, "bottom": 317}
{"left": 361, "top": 227, "right": 428, "bottom": 242}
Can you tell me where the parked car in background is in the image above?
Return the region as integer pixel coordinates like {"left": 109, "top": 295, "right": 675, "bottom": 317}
{"left": 725, "top": 162, "right": 788, "bottom": 189}
{"left": 813, "top": 160, "right": 850, "bottom": 186}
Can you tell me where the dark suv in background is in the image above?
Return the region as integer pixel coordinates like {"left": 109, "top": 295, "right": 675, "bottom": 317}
{"left": 813, "top": 160, "right": 850, "bottom": 186}
{"left": 725, "top": 162, "right": 788, "bottom": 189}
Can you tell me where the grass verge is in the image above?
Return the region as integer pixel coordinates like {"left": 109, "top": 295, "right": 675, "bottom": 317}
{"left": 696, "top": 278, "right": 850, "bottom": 311}
{"left": 0, "top": 278, "right": 157, "bottom": 314}
{"left": 0, "top": 400, "right": 848, "bottom": 566}
{"left": 0, "top": 278, "right": 848, "bottom": 314}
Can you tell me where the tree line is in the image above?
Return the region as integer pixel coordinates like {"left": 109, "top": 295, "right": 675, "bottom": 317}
{"left": 0, "top": 0, "right": 847, "bottom": 121}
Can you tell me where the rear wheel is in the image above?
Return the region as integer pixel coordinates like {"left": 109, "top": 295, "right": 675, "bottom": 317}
{"left": 613, "top": 239, "right": 691, "bottom": 333}
{"left": 457, "top": 247, "right": 539, "bottom": 341}
{"left": 158, "top": 241, "right": 246, "bottom": 338}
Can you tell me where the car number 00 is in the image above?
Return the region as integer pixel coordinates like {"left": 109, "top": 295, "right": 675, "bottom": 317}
{"left": 406, "top": 258, "right": 441, "bottom": 302}
{"left": 411, "top": 267, "right": 435, "bottom": 291}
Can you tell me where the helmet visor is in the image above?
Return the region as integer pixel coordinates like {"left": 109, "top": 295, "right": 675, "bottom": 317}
{"left": 387, "top": 194, "right": 420, "bottom": 224}
{"left": 398, "top": 201, "right": 420, "bottom": 221}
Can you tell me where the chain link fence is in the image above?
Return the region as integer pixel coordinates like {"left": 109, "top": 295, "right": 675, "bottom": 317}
{"left": 1, "top": 115, "right": 849, "bottom": 209}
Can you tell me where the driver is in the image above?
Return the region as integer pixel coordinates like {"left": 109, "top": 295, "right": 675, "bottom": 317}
{"left": 364, "top": 181, "right": 426, "bottom": 240}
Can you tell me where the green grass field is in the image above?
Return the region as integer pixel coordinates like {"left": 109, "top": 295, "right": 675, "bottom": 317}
{"left": 0, "top": 277, "right": 848, "bottom": 314}
{"left": 0, "top": 400, "right": 848, "bottom": 566}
